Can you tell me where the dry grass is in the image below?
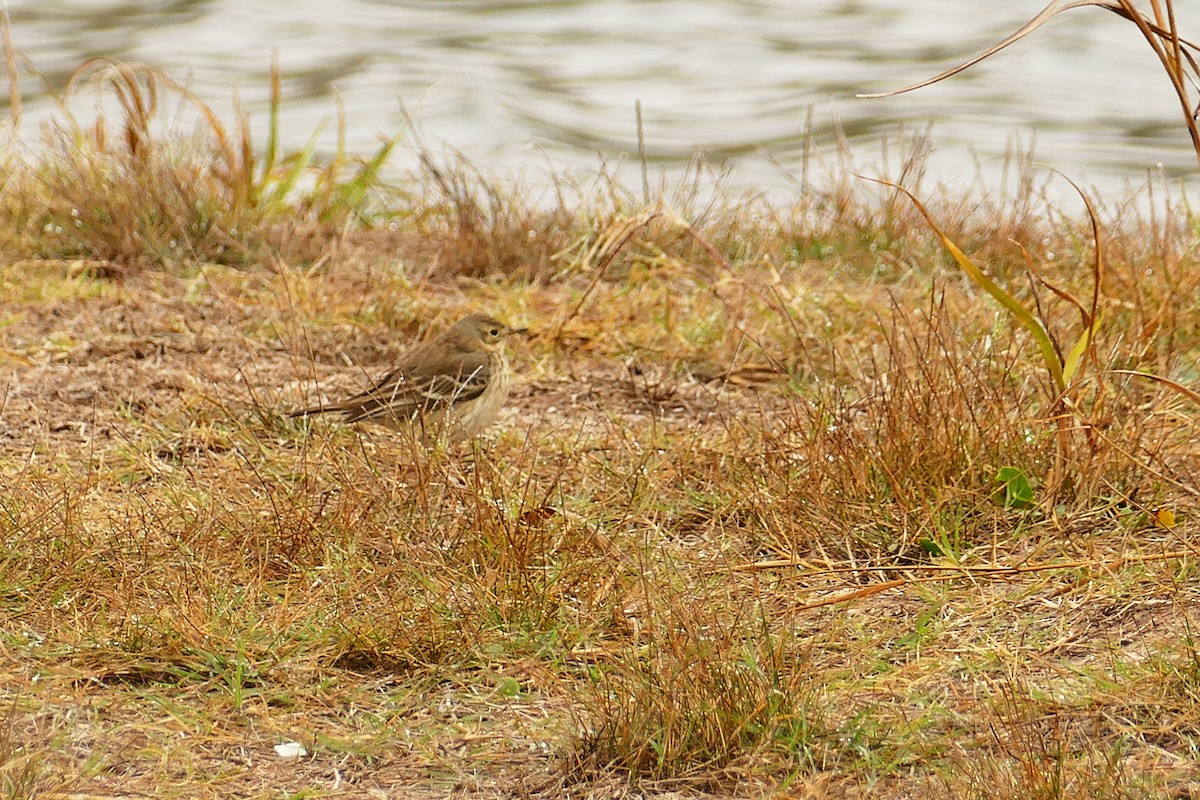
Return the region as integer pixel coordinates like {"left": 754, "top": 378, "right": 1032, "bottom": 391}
{"left": 2, "top": 59, "right": 1200, "bottom": 800}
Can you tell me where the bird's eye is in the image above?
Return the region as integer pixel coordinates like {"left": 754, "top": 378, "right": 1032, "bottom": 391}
{"left": 489, "top": 328, "right": 500, "bottom": 337}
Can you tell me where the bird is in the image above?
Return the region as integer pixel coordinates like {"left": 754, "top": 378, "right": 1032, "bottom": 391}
{"left": 289, "top": 313, "right": 526, "bottom": 444}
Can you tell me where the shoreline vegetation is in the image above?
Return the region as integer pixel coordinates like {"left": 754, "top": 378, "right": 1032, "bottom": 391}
{"left": 2, "top": 40, "right": 1200, "bottom": 800}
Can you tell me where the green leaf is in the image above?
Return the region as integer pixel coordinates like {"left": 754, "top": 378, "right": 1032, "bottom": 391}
{"left": 996, "top": 466, "right": 1035, "bottom": 509}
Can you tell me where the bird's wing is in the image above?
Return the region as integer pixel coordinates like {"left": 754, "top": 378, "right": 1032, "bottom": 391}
{"left": 340, "top": 352, "right": 492, "bottom": 423}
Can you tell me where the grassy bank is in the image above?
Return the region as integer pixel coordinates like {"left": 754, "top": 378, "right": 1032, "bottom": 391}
{"left": 2, "top": 63, "right": 1200, "bottom": 799}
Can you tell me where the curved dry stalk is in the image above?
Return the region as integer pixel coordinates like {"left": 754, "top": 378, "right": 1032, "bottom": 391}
{"left": 0, "top": 4, "right": 18, "bottom": 127}
{"left": 862, "top": 175, "right": 1068, "bottom": 395}
{"left": 65, "top": 60, "right": 159, "bottom": 143}
{"left": 1108, "top": 368, "right": 1200, "bottom": 405}
{"left": 64, "top": 58, "right": 249, "bottom": 197}
{"left": 1052, "top": 170, "right": 1104, "bottom": 386}
{"left": 858, "top": 0, "right": 1200, "bottom": 170}
{"left": 774, "top": 548, "right": 1197, "bottom": 611}
{"left": 856, "top": 0, "right": 1090, "bottom": 100}
{"left": 553, "top": 206, "right": 663, "bottom": 338}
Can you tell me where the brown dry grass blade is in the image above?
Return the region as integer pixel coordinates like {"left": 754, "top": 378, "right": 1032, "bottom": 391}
{"left": 1, "top": 4, "right": 19, "bottom": 127}
{"left": 1108, "top": 369, "right": 1200, "bottom": 406}
{"left": 65, "top": 59, "right": 158, "bottom": 154}
{"left": 857, "top": 0, "right": 1097, "bottom": 99}
{"left": 859, "top": 1, "right": 1200, "bottom": 99}
{"left": 1054, "top": 170, "right": 1104, "bottom": 384}
{"left": 1017, "top": 243, "right": 1090, "bottom": 328}
{"left": 858, "top": 0, "right": 1200, "bottom": 168}
{"left": 553, "top": 207, "right": 662, "bottom": 338}
{"left": 64, "top": 58, "right": 248, "bottom": 195}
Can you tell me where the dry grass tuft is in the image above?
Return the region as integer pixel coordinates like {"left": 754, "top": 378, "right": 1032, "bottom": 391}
{"left": 0, "top": 58, "right": 403, "bottom": 269}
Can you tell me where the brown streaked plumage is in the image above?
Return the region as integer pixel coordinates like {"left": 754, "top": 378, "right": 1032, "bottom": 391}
{"left": 289, "top": 313, "right": 525, "bottom": 443}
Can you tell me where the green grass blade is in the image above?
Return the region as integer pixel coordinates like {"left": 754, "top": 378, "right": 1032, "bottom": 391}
{"left": 260, "top": 52, "right": 282, "bottom": 202}
{"left": 1061, "top": 313, "right": 1098, "bottom": 385}
{"left": 261, "top": 126, "right": 323, "bottom": 210}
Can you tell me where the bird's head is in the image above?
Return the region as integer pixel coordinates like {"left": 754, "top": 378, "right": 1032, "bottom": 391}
{"left": 449, "top": 313, "right": 528, "bottom": 351}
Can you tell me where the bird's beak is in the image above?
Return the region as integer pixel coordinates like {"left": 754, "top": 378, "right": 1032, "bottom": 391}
{"left": 507, "top": 326, "right": 530, "bottom": 336}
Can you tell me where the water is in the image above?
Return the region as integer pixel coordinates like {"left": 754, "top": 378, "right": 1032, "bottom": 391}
{"left": 6, "top": 0, "right": 1198, "bottom": 204}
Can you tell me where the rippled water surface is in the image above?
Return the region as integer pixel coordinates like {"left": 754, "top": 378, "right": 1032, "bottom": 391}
{"left": 8, "top": 0, "right": 1199, "bottom": 200}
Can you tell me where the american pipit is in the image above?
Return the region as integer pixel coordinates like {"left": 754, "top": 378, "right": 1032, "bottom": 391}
{"left": 289, "top": 313, "right": 526, "bottom": 443}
